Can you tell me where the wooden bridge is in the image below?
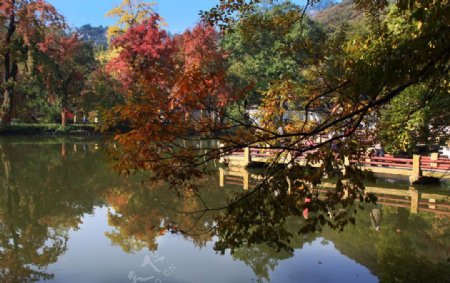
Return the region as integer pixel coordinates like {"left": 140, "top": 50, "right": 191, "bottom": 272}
{"left": 220, "top": 147, "right": 450, "bottom": 182}
{"left": 219, "top": 167, "right": 450, "bottom": 216}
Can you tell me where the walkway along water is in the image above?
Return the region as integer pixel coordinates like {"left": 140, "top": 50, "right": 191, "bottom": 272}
{"left": 220, "top": 146, "right": 450, "bottom": 184}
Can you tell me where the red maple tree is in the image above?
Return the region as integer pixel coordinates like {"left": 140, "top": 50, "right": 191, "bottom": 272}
{"left": 103, "top": 14, "right": 232, "bottom": 183}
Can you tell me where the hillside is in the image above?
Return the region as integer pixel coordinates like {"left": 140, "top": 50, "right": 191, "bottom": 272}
{"left": 77, "top": 24, "right": 108, "bottom": 47}
{"left": 312, "top": 0, "right": 364, "bottom": 32}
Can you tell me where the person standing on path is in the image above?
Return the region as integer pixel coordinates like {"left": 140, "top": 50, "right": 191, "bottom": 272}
{"left": 374, "top": 143, "right": 385, "bottom": 157}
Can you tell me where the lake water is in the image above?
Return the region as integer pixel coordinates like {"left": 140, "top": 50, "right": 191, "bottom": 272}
{"left": 0, "top": 137, "right": 449, "bottom": 283}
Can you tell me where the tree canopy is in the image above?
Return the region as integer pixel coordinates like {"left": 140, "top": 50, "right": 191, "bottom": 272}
{"left": 98, "top": 0, "right": 450, "bottom": 252}
{"left": 0, "top": 0, "right": 97, "bottom": 126}
{"left": 222, "top": 2, "right": 326, "bottom": 104}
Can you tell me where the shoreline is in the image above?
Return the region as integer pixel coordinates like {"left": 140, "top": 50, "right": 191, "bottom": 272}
{"left": 0, "top": 124, "right": 101, "bottom": 137}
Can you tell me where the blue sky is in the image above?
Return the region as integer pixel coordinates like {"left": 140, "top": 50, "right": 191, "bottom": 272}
{"left": 46, "top": 0, "right": 221, "bottom": 34}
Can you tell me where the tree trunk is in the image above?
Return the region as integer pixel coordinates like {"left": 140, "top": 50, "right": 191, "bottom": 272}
{"left": 60, "top": 76, "right": 72, "bottom": 127}
{"left": 61, "top": 110, "right": 67, "bottom": 127}
{"left": 0, "top": 88, "right": 13, "bottom": 125}
{"left": 1, "top": 2, "right": 17, "bottom": 126}
{"left": 61, "top": 88, "right": 69, "bottom": 127}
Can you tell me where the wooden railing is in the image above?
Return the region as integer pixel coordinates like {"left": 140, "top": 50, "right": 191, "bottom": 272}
{"left": 356, "top": 153, "right": 450, "bottom": 171}
{"left": 355, "top": 156, "right": 413, "bottom": 168}
{"left": 221, "top": 146, "right": 450, "bottom": 179}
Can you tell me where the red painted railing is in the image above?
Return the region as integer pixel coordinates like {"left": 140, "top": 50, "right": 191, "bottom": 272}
{"left": 224, "top": 147, "right": 450, "bottom": 172}
{"left": 355, "top": 156, "right": 414, "bottom": 168}
{"left": 421, "top": 156, "right": 450, "bottom": 170}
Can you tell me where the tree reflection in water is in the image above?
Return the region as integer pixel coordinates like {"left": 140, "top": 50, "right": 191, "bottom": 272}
{"left": 0, "top": 139, "right": 449, "bottom": 282}
{"left": 104, "top": 163, "right": 450, "bottom": 282}
{"left": 105, "top": 173, "right": 236, "bottom": 252}
{"left": 0, "top": 139, "right": 121, "bottom": 282}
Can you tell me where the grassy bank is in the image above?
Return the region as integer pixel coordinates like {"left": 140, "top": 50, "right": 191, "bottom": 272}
{"left": 0, "top": 123, "right": 100, "bottom": 136}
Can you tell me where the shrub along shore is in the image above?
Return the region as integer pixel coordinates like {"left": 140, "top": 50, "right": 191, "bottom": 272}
{"left": 0, "top": 124, "right": 99, "bottom": 136}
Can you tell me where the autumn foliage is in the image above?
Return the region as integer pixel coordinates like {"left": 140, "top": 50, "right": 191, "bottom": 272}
{"left": 103, "top": 14, "right": 232, "bottom": 182}
{"left": 0, "top": 0, "right": 90, "bottom": 125}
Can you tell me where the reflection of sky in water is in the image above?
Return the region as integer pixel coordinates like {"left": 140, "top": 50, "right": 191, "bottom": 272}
{"left": 2, "top": 139, "right": 447, "bottom": 283}
{"left": 46, "top": 207, "right": 376, "bottom": 283}
{"left": 270, "top": 239, "right": 377, "bottom": 283}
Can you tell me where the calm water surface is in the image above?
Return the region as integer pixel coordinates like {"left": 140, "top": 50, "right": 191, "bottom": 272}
{"left": 0, "top": 137, "right": 449, "bottom": 283}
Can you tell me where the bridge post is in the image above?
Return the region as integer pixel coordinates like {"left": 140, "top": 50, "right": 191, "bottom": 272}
{"left": 285, "top": 151, "right": 293, "bottom": 165}
{"left": 219, "top": 168, "right": 225, "bottom": 187}
{"left": 430, "top": 152, "right": 439, "bottom": 168}
{"left": 243, "top": 147, "right": 251, "bottom": 167}
{"left": 219, "top": 143, "right": 225, "bottom": 163}
{"left": 409, "top": 187, "right": 419, "bottom": 214}
{"left": 344, "top": 156, "right": 350, "bottom": 166}
{"left": 342, "top": 179, "right": 350, "bottom": 199}
{"left": 243, "top": 170, "right": 250, "bottom": 190}
{"left": 340, "top": 156, "right": 350, "bottom": 176}
{"left": 412, "top": 155, "right": 421, "bottom": 175}
{"left": 409, "top": 155, "right": 422, "bottom": 184}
